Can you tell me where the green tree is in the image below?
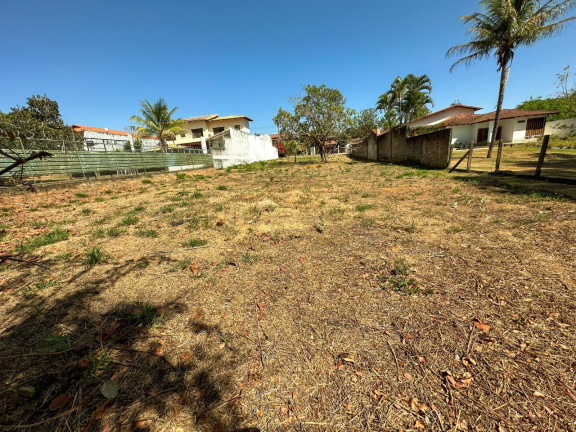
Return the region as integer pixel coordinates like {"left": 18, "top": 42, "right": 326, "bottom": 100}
{"left": 284, "top": 139, "right": 307, "bottom": 162}
{"left": 273, "top": 84, "right": 354, "bottom": 162}
{"left": 347, "top": 108, "right": 384, "bottom": 140}
{"left": 557, "top": 65, "right": 576, "bottom": 116}
{"left": 129, "top": 98, "right": 184, "bottom": 151}
{"left": 0, "top": 95, "right": 75, "bottom": 149}
{"left": 376, "top": 92, "right": 399, "bottom": 131}
{"left": 448, "top": 0, "right": 576, "bottom": 158}
{"left": 376, "top": 74, "right": 433, "bottom": 127}
{"left": 517, "top": 66, "right": 576, "bottom": 119}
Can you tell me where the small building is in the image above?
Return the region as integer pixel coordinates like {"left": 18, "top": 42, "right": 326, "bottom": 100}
{"left": 172, "top": 114, "right": 253, "bottom": 151}
{"left": 72, "top": 125, "right": 159, "bottom": 152}
{"left": 409, "top": 104, "right": 558, "bottom": 146}
{"left": 208, "top": 129, "right": 278, "bottom": 169}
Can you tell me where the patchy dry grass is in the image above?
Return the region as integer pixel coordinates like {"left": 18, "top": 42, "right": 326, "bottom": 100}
{"left": 1, "top": 155, "right": 576, "bottom": 431}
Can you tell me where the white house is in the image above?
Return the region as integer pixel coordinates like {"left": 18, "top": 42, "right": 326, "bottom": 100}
{"left": 72, "top": 125, "right": 159, "bottom": 152}
{"left": 172, "top": 114, "right": 252, "bottom": 151}
{"left": 208, "top": 128, "right": 278, "bottom": 169}
{"left": 409, "top": 104, "right": 559, "bottom": 145}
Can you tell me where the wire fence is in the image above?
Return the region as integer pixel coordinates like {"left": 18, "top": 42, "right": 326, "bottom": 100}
{"left": 0, "top": 137, "right": 213, "bottom": 185}
{"left": 449, "top": 135, "right": 576, "bottom": 181}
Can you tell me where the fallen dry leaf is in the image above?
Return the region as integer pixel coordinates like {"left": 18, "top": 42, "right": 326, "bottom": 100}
{"left": 473, "top": 319, "right": 491, "bottom": 333}
{"left": 49, "top": 393, "right": 73, "bottom": 411}
{"left": 257, "top": 301, "right": 265, "bottom": 320}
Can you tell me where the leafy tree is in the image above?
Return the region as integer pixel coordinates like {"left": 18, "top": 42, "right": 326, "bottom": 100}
{"left": 129, "top": 98, "right": 184, "bottom": 151}
{"left": 557, "top": 65, "right": 576, "bottom": 116}
{"left": 0, "top": 95, "right": 76, "bottom": 150}
{"left": 376, "top": 74, "right": 433, "bottom": 127}
{"left": 273, "top": 85, "right": 354, "bottom": 162}
{"left": 376, "top": 92, "right": 399, "bottom": 132}
{"left": 284, "top": 139, "right": 307, "bottom": 162}
{"left": 516, "top": 66, "right": 576, "bottom": 120}
{"left": 448, "top": 0, "right": 576, "bottom": 158}
{"left": 347, "top": 108, "right": 385, "bottom": 140}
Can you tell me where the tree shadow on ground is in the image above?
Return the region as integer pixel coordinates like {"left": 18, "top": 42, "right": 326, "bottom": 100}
{"left": 453, "top": 173, "right": 576, "bottom": 200}
{"left": 0, "top": 255, "right": 258, "bottom": 432}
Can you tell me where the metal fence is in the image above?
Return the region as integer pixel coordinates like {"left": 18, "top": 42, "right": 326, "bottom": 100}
{"left": 0, "top": 137, "right": 213, "bottom": 184}
{"left": 449, "top": 135, "right": 576, "bottom": 181}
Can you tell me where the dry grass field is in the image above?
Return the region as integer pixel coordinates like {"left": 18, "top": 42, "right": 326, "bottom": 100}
{"left": 1, "top": 155, "right": 576, "bottom": 432}
{"left": 450, "top": 143, "right": 576, "bottom": 180}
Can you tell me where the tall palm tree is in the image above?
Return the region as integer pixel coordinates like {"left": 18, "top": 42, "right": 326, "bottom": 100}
{"left": 447, "top": 0, "right": 576, "bottom": 158}
{"left": 129, "top": 98, "right": 184, "bottom": 151}
{"left": 376, "top": 92, "right": 398, "bottom": 130}
{"left": 377, "top": 74, "right": 433, "bottom": 126}
{"left": 403, "top": 74, "right": 434, "bottom": 123}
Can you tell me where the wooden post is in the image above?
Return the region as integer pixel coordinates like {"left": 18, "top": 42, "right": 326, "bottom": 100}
{"left": 535, "top": 135, "right": 550, "bottom": 177}
{"left": 449, "top": 149, "right": 470, "bottom": 173}
{"left": 466, "top": 141, "right": 475, "bottom": 172}
{"left": 494, "top": 139, "right": 503, "bottom": 173}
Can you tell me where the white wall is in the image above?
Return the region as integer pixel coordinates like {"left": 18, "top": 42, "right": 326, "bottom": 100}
{"left": 211, "top": 129, "right": 278, "bottom": 169}
{"left": 545, "top": 118, "right": 576, "bottom": 138}
{"left": 450, "top": 125, "right": 473, "bottom": 144}
{"left": 410, "top": 106, "right": 479, "bottom": 127}
{"left": 174, "top": 117, "right": 251, "bottom": 146}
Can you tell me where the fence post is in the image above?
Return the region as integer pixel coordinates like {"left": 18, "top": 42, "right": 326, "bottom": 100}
{"left": 466, "top": 141, "right": 475, "bottom": 172}
{"left": 72, "top": 135, "right": 87, "bottom": 181}
{"left": 535, "top": 135, "right": 550, "bottom": 178}
{"left": 494, "top": 139, "right": 503, "bottom": 173}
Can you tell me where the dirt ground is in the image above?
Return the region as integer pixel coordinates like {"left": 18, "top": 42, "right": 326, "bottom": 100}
{"left": 1, "top": 155, "right": 575, "bottom": 432}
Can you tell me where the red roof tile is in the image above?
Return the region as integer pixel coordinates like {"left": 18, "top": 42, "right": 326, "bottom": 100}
{"left": 411, "top": 104, "right": 483, "bottom": 124}
{"left": 72, "top": 125, "right": 130, "bottom": 136}
{"left": 441, "top": 109, "right": 559, "bottom": 126}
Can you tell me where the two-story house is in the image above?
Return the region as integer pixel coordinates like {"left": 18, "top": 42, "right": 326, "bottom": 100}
{"left": 172, "top": 114, "right": 253, "bottom": 149}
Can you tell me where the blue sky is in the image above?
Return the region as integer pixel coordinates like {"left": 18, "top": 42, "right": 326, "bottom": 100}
{"left": 1, "top": 0, "right": 575, "bottom": 135}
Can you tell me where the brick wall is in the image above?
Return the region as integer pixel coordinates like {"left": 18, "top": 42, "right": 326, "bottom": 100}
{"left": 350, "top": 126, "right": 451, "bottom": 169}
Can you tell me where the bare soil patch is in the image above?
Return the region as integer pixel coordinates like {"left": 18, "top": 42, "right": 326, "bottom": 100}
{"left": 1, "top": 156, "right": 575, "bottom": 431}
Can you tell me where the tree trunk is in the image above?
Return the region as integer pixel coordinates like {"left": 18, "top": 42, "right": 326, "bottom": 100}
{"left": 487, "top": 63, "right": 510, "bottom": 158}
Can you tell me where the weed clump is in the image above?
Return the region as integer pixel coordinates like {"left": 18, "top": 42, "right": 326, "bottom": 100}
{"left": 17, "top": 229, "right": 69, "bottom": 252}
{"left": 182, "top": 238, "right": 207, "bottom": 247}
{"left": 378, "top": 258, "right": 428, "bottom": 295}
{"left": 83, "top": 246, "right": 108, "bottom": 266}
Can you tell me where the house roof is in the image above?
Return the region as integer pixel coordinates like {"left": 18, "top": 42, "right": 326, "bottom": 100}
{"left": 183, "top": 114, "right": 219, "bottom": 122}
{"left": 411, "top": 104, "right": 483, "bottom": 124}
{"left": 442, "top": 109, "right": 559, "bottom": 126}
{"left": 72, "top": 125, "right": 130, "bottom": 136}
{"left": 182, "top": 114, "right": 253, "bottom": 122}
{"left": 213, "top": 115, "right": 253, "bottom": 122}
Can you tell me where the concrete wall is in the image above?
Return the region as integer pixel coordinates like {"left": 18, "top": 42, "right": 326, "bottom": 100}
{"left": 211, "top": 129, "right": 278, "bottom": 169}
{"left": 350, "top": 127, "right": 451, "bottom": 169}
{"left": 545, "top": 118, "right": 576, "bottom": 138}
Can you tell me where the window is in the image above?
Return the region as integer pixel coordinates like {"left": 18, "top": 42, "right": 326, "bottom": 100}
{"left": 234, "top": 124, "right": 241, "bottom": 130}
{"left": 525, "top": 117, "right": 545, "bottom": 138}
{"left": 191, "top": 128, "right": 203, "bottom": 138}
{"left": 213, "top": 127, "right": 225, "bottom": 134}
